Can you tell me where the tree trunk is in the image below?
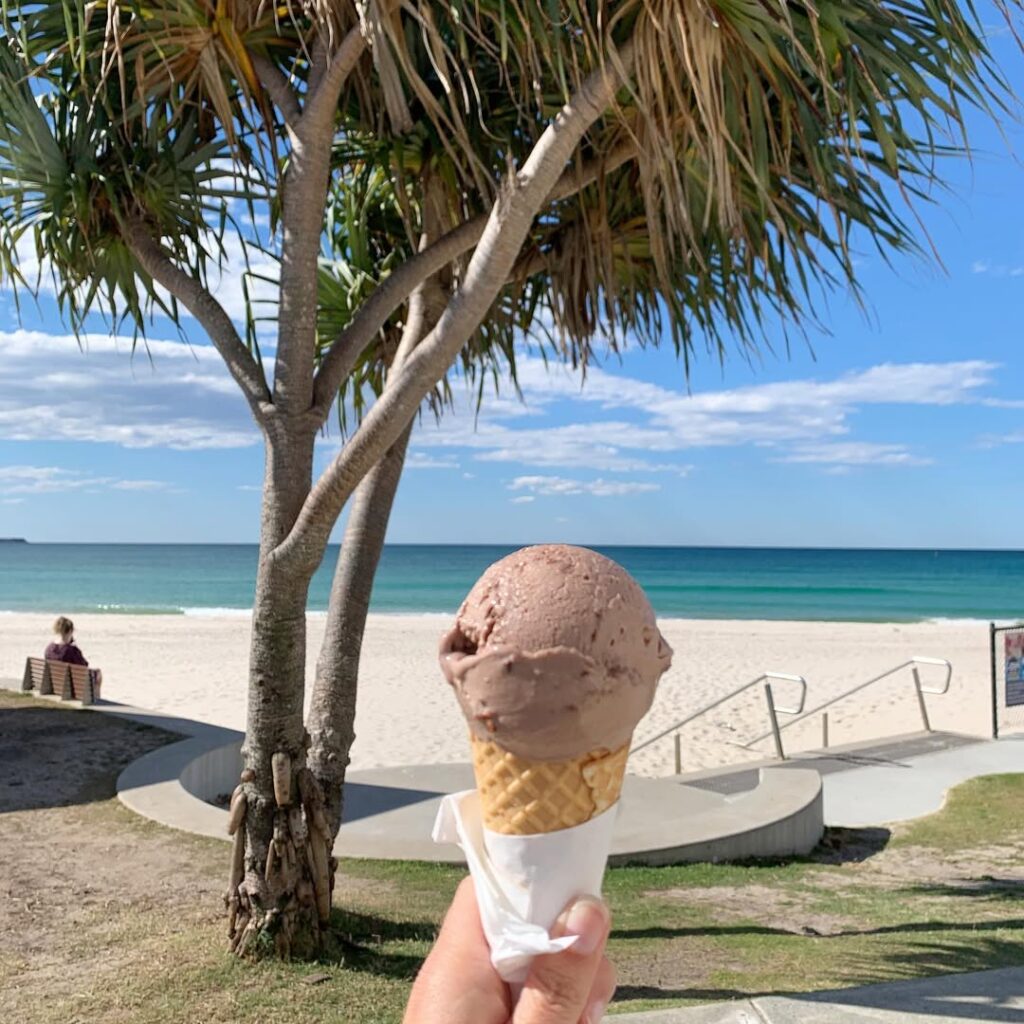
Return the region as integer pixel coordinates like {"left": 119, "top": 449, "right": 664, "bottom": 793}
{"left": 230, "top": 422, "right": 328, "bottom": 959}
{"left": 307, "top": 261, "right": 448, "bottom": 841}
{"left": 306, "top": 422, "right": 413, "bottom": 834}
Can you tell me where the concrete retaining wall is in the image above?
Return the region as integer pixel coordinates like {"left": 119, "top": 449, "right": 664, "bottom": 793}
{"left": 119, "top": 732, "right": 823, "bottom": 865}
{"left": 179, "top": 738, "right": 243, "bottom": 802}
{"left": 608, "top": 768, "right": 823, "bottom": 867}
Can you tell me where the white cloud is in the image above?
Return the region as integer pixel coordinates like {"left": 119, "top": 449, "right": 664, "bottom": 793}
{"left": 977, "top": 431, "right": 1024, "bottom": 448}
{"left": 510, "top": 495, "right": 535, "bottom": 504}
{"left": 971, "top": 260, "right": 1024, "bottom": 278}
{"left": 1, "top": 318, "right": 1011, "bottom": 490}
{"left": 405, "top": 451, "right": 460, "bottom": 470}
{"left": 509, "top": 475, "right": 661, "bottom": 497}
{"left": 0, "top": 465, "right": 173, "bottom": 496}
{"left": 237, "top": 484, "right": 262, "bottom": 491}
{"left": 776, "top": 442, "right": 932, "bottom": 468}
{"left": 980, "top": 398, "right": 1024, "bottom": 410}
{"left": 110, "top": 479, "right": 173, "bottom": 491}
{"left": 0, "top": 329, "right": 259, "bottom": 449}
{"left": 414, "top": 356, "right": 996, "bottom": 473}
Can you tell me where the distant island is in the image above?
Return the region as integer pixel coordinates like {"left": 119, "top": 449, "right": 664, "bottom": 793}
{"left": 0, "top": 538, "right": 28, "bottom": 543}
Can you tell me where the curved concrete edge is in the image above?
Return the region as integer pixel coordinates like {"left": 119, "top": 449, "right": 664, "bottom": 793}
{"left": 117, "top": 733, "right": 238, "bottom": 842}
{"left": 115, "top": 733, "right": 824, "bottom": 866}
{"left": 609, "top": 768, "right": 823, "bottom": 867}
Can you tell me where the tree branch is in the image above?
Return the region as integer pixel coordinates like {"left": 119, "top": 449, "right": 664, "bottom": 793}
{"left": 125, "top": 222, "right": 272, "bottom": 419}
{"left": 310, "top": 218, "right": 483, "bottom": 419}
{"left": 270, "top": 24, "right": 369, "bottom": 415}
{"left": 309, "top": 139, "right": 639, "bottom": 420}
{"left": 251, "top": 53, "right": 302, "bottom": 130}
{"left": 276, "top": 43, "right": 635, "bottom": 574}
{"left": 301, "top": 25, "right": 367, "bottom": 133}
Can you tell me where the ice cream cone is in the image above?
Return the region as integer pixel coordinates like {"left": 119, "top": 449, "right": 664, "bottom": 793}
{"left": 471, "top": 736, "right": 629, "bottom": 835}
{"left": 436, "top": 546, "right": 672, "bottom": 984}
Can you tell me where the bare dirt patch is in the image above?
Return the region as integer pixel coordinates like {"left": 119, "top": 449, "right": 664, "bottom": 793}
{"left": 650, "top": 883, "right": 855, "bottom": 936}
{"left": 0, "top": 694, "right": 226, "bottom": 1011}
{"left": 807, "top": 830, "right": 1024, "bottom": 893}
{"left": 853, "top": 842, "right": 1024, "bottom": 886}
{"left": 0, "top": 692, "right": 409, "bottom": 1021}
{"left": 0, "top": 698, "right": 181, "bottom": 812}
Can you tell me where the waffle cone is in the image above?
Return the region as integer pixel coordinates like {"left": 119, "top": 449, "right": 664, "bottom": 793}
{"left": 470, "top": 737, "right": 629, "bottom": 835}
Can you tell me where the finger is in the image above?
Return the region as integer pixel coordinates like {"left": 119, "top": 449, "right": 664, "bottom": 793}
{"left": 404, "top": 878, "right": 511, "bottom": 1024}
{"left": 433, "top": 877, "right": 490, "bottom": 959}
{"left": 582, "top": 957, "right": 616, "bottom": 1024}
{"left": 513, "top": 896, "right": 610, "bottom": 1024}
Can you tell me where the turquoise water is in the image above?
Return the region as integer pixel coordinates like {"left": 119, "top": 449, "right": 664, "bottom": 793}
{"left": 1, "top": 543, "right": 1023, "bottom": 621}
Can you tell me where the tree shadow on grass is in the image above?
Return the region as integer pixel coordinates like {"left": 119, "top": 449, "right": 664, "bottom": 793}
{"left": 325, "top": 940, "right": 425, "bottom": 981}
{"left": 613, "top": 826, "right": 892, "bottom": 875}
{"left": 810, "top": 826, "right": 892, "bottom": 865}
{"left": 614, "top": 916, "right": 1024, "bottom": 942}
{"left": 848, "top": 935, "right": 1024, "bottom": 982}
{"left": 832, "top": 938, "right": 1024, "bottom": 1021}
{"left": 898, "top": 879, "right": 1024, "bottom": 902}
{"left": 331, "top": 908, "right": 439, "bottom": 944}
{"left": 0, "top": 704, "right": 178, "bottom": 813}
{"left": 613, "top": 924, "right": 791, "bottom": 940}
{"left": 315, "top": 909, "right": 437, "bottom": 980}
{"left": 613, "top": 985, "right": 764, "bottom": 1003}
{"left": 612, "top": 937, "right": 1024, "bottom": 1013}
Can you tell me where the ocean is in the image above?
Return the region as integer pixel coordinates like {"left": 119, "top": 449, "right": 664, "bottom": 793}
{"left": 1, "top": 543, "right": 1023, "bottom": 622}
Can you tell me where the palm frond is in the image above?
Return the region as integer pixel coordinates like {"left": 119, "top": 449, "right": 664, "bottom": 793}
{"left": 0, "top": 30, "right": 264, "bottom": 344}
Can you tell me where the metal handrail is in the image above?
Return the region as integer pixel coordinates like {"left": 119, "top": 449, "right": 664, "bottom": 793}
{"left": 746, "top": 656, "right": 953, "bottom": 748}
{"left": 630, "top": 672, "right": 808, "bottom": 771}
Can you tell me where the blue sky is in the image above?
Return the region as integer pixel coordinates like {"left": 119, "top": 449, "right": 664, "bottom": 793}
{"left": 2, "top": 29, "right": 1024, "bottom": 548}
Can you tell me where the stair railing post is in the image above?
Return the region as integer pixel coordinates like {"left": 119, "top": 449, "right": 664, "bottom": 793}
{"left": 912, "top": 666, "right": 932, "bottom": 732}
{"left": 764, "top": 683, "right": 786, "bottom": 760}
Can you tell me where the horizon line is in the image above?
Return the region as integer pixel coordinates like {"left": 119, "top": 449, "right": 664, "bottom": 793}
{"left": 5, "top": 540, "right": 1024, "bottom": 554}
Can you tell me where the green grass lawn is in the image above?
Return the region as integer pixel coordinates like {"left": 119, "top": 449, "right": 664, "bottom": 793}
{"left": 2, "top": 689, "right": 1021, "bottom": 1023}
{"left": 44, "top": 777, "right": 1019, "bottom": 1024}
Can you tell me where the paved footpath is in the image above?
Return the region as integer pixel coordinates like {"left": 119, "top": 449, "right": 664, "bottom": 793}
{"left": 611, "top": 967, "right": 1024, "bottom": 1022}
{"left": 822, "top": 734, "right": 1024, "bottom": 827}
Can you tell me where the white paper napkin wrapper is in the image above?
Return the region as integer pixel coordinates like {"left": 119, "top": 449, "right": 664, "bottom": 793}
{"left": 432, "top": 789, "right": 617, "bottom": 984}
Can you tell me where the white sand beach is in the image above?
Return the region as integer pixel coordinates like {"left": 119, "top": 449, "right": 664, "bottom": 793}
{"left": 0, "top": 613, "right": 993, "bottom": 775}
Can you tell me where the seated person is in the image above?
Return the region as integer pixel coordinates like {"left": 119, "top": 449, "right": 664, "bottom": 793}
{"left": 45, "top": 616, "right": 103, "bottom": 689}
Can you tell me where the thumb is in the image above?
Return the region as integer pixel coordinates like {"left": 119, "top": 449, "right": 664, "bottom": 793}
{"left": 513, "top": 896, "right": 611, "bottom": 1024}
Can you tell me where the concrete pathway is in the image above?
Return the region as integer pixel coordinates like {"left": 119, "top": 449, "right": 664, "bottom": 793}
{"left": 822, "top": 734, "right": 1024, "bottom": 827}
{"left": 678, "top": 731, "right": 1023, "bottom": 828}
{"left": 683, "top": 733, "right": 983, "bottom": 796}
{"left": 611, "top": 967, "right": 1024, "bottom": 1022}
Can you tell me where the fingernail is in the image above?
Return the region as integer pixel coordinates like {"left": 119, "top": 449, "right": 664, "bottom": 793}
{"left": 586, "top": 997, "right": 609, "bottom": 1023}
{"left": 561, "top": 896, "right": 608, "bottom": 957}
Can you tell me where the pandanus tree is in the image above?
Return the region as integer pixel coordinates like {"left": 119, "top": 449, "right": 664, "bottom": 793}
{"left": 0, "top": 0, "right": 1015, "bottom": 957}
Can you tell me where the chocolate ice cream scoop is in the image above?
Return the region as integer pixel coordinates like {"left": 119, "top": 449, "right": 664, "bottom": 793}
{"left": 439, "top": 544, "right": 672, "bottom": 761}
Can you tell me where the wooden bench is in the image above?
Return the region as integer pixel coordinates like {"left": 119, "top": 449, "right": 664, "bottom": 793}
{"left": 22, "top": 657, "right": 101, "bottom": 705}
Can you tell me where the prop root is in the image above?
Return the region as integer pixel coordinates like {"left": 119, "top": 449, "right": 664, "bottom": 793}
{"left": 271, "top": 752, "right": 292, "bottom": 808}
